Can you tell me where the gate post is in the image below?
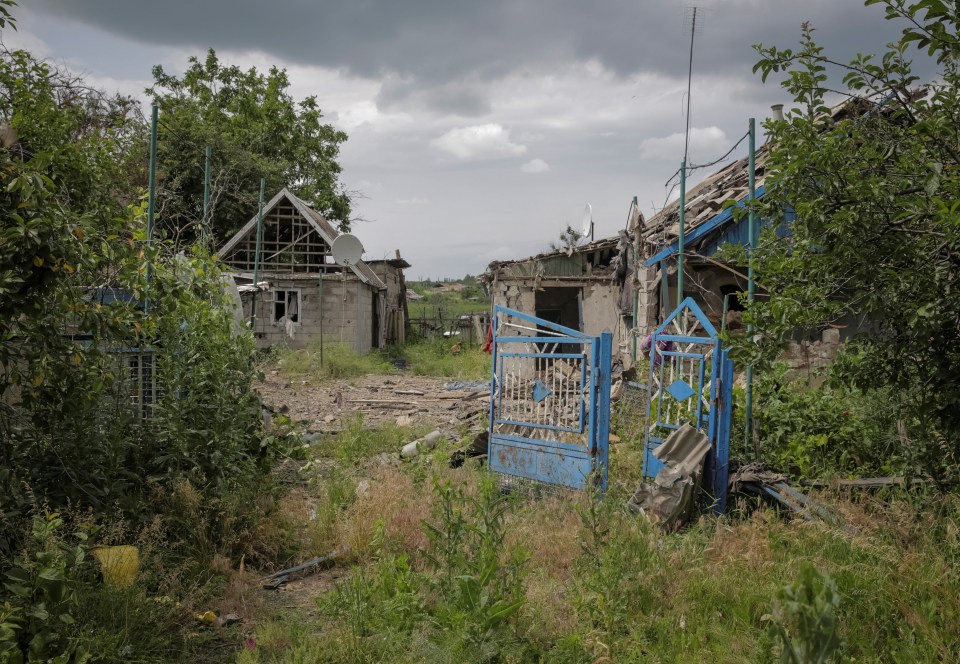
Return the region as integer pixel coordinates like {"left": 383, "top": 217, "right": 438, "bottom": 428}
{"left": 595, "top": 330, "right": 613, "bottom": 491}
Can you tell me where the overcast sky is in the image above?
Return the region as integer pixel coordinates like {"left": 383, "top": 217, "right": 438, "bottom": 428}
{"left": 11, "top": 1, "right": 912, "bottom": 277}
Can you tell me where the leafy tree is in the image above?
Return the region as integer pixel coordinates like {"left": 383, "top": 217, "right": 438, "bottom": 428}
{"left": 0, "top": 10, "right": 274, "bottom": 556}
{"left": 147, "top": 50, "right": 351, "bottom": 247}
{"left": 549, "top": 224, "right": 586, "bottom": 252}
{"left": 742, "top": 0, "right": 960, "bottom": 479}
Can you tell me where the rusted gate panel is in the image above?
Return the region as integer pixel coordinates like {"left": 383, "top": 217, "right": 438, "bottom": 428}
{"left": 487, "top": 306, "right": 612, "bottom": 491}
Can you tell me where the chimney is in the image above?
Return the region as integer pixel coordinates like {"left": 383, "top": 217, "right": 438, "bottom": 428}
{"left": 771, "top": 104, "right": 785, "bottom": 121}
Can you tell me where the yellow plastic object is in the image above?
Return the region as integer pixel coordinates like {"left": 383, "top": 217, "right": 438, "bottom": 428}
{"left": 196, "top": 610, "right": 218, "bottom": 624}
{"left": 90, "top": 545, "right": 140, "bottom": 588}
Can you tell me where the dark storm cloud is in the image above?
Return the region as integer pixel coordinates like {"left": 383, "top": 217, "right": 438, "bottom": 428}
{"left": 32, "top": 1, "right": 904, "bottom": 90}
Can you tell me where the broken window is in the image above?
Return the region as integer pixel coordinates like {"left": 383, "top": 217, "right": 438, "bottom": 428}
{"left": 127, "top": 350, "right": 157, "bottom": 419}
{"left": 272, "top": 289, "right": 301, "bottom": 324}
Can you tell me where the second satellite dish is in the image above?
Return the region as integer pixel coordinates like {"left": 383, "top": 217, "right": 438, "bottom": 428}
{"left": 581, "top": 203, "right": 594, "bottom": 243}
{"left": 331, "top": 234, "right": 364, "bottom": 266}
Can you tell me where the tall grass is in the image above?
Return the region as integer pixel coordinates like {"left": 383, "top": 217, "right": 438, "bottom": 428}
{"left": 274, "top": 339, "right": 491, "bottom": 382}
{"left": 399, "top": 339, "right": 490, "bottom": 379}
{"left": 275, "top": 342, "right": 396, "bottom": 380}
{"left": 237, "top": 462, "right": 960, "bottom": 663}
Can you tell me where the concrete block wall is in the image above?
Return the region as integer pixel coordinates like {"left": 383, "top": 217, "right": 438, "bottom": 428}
{"left": 249, "top": 276, "right": 376, "bottom": 354}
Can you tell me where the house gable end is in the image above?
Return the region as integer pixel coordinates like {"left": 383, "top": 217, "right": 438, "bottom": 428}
{"left": 218, "top": 188, "right": 383, "bottom": 287}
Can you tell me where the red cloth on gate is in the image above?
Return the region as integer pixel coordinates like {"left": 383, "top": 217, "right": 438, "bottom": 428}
{"left": 482, "top": 323, "right": 493, "bottom": 353}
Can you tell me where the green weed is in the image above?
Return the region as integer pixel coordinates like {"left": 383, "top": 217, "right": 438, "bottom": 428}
{"left": 312, "top": 414, "right": 429, "bottom": 464}
{"left": 275, "top": 342, "right": 396, "bottom": 381}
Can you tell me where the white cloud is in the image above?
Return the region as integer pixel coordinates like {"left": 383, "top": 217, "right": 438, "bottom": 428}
{"left": 521, "top": 158, "right": 550, "bottom": 174}
{"left": 638, "top": 126, "right": 729, "bottom": 162}
{"left": 430, "top": 123, "right": 527, "bottom": 160}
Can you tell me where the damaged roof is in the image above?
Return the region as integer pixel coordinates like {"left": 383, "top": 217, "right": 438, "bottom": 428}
{"left": 638, "top": 144, "right": 770, "bottom": 267}
{"left": 218, "top": 187, "right": 386, "bottom": 289}
{"left": 637, "top": 90, "right": 927, "bottom": 268}
{"left": 484, "top": 236, "right": 623, "bottom": 281}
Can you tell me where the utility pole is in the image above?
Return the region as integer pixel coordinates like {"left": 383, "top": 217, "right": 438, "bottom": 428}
{"left": 745, "top": 117, "right": 757, "bottom": 458}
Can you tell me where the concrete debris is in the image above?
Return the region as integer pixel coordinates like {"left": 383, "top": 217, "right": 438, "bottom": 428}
{"left": 400, "top": 430, "right": 443, "bottom": 458}
{"left": 218, "top": 613, "right": 242, "bottom": 627}
{"left": 355, "top": 479, "right": 371, "bottom": 499}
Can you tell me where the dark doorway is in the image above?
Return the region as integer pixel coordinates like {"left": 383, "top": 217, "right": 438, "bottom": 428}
{"left": 535, "top": 287, "right": 582, "bottom": 332}
{"left": 719, "top": 284, "right": 747, "bottom": 312}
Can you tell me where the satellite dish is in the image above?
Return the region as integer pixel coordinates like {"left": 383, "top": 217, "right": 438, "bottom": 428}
{"left": 331, "top": 234, "right": 364, "bottom": 266}
{"left": 581, "top": 203, "right": 594, "bottom": 242}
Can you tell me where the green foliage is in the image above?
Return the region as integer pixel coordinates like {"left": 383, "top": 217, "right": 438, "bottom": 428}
{"left": 769, "top": 563, "right": 842, "bottom": 664}
{"left": 312, "top": 475, "right": 529, "bottom": 663}
{"left": 549, "top": 224, "right": 586, "bottom": 252}
{"left": 745, "top": 365, "right": 903, "bottom": 479}
{"left": 574, "top": 492, "right": 657, "bottom": 640}
{"left": 274, "top": 338, "right": 490, "bottom": 382}
{"left": 148, "top": 49, "right": 350, "bottom": 247}
{"left": 406, "top": 278, "right": 489, "bottom": 320}
{"left": 275, "top": 341, "right": 396, "bottom": 381}
{"left": 741, "top": 0, "right": 960, "bottom": 479}
{"left": 1, "top": 0, "right": 282, "bottom": 608}
{"left": 315, "top": 414, "right": 428, "bottom": 465}
{"left": 421, "top": 476, "right": 528, "bottom": 658}
{"left": 399, "top": 339, "right": 490, "bottom": 379}
{"left": 0, "top": 515, "right": 87, "bottom": 664}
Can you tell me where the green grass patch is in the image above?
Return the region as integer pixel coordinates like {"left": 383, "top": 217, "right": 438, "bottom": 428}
{"left": 398, "top": 339, "right": 490, "bottom": 379}
{"left": 312, "top": 414, "right": 432, "bottom": 464}
{"left": 273, "top": 339, "right": 491, "bottom": 383}
{"left": 275, "top": 342, "right": 397, "bottom": 381}
{"left": 237, "top": 473, "right": 960, "bottom": 663}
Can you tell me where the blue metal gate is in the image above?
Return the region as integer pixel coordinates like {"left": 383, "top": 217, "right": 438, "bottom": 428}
{"left": 644, "top": 297, "right": 734, "bottom": 512}
{"left": 487, "top": 306, "right": 613, "bottom": 491}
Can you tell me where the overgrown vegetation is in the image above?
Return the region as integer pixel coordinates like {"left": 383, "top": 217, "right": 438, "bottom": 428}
{"left": 407, "top": 277, "right": 489, "bottom": 320}
{"left": 0, "top": 4, "right": 294, "bottom": 659}
{"left": 5, "top": 0, "right": 960, "bottom": 660}
{"left": 148, "top": 49, "right": 352, "bottom": 247}
{"left": 237, "top": 448, "right": 960, "bottom": 663}
{"left": 729, "top": 364, "right": 906, "bottom": 480}
{"left": 731, "top": 0, "right": 960, "bottom": 482}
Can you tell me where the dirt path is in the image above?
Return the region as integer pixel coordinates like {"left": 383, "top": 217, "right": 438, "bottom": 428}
{"left": 257, "top": 371, "right": 490, "bottom": 433}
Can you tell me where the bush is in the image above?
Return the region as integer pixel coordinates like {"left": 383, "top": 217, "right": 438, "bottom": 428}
{"left": 742, "top": 364, "right": 903, "bottom": 479}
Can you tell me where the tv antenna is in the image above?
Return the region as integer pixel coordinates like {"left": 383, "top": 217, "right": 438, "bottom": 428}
{"left": 682, "top": 6, "right": 703, "bottom": 167}
{"left": 580, "top": 203, "right": 594, "bottom": 243}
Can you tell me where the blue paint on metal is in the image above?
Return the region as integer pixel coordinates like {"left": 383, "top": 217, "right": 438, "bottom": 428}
{"left": 495, "top": 419, "right": 582, "bottom": 434}
{"left": 655, "top": 297, "right": 720, "bottom": 337}
{"left": 501, "top": 352, "right": 586, "bottom": 360}
{"left": 666, "top": 378, "right": 696, "bottom": 402}
{"left": 495, "top": 336, "right": 592, "bottom": 344}
{"left": 660, "top": 350, "right": 710, "bottom": 360}
{"left": 595, "top": 331, "right": 613, "bottom": 491}
{"left": 493, "top": 305, "right": 588, "bottom": 338}
{"left": 488, "top": 307, "right": 611, "bottom": 491}
{"left": 532, "top": 380, "right": 552, "bottom": 403}
{"left": 644, "top": 298, "right": 734, "bottom": 512}
{"left": 493, "top": 433, "right": 597, "bottom": 455}
{"left": 642, "top": 185, "right": 767, "bottom": 267}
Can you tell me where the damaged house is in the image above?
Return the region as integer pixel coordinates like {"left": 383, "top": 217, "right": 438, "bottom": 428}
{"left": 482, "top": 234, "right": 635, "bottom": 364}
{"left": 632, "top": 148, "right": 772, "bottom": 339}
{"left": 632, "top": 136, "right": 869, "bottom": 375}
{"left": 218, "top": 187, "right": 408, "bottom": 352}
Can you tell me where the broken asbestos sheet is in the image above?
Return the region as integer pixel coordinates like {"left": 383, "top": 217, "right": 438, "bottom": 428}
{"left": 628, "top": 424, "right": 711, "bottom": 531}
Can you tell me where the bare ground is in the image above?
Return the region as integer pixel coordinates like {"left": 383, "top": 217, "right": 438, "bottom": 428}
{"left": 256, "top": 370, "right": 490, "bottom": 433}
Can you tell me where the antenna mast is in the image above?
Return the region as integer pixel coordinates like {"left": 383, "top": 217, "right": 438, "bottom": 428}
{"left": 682, "top": 6, "right": 699, "bottom": 166}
